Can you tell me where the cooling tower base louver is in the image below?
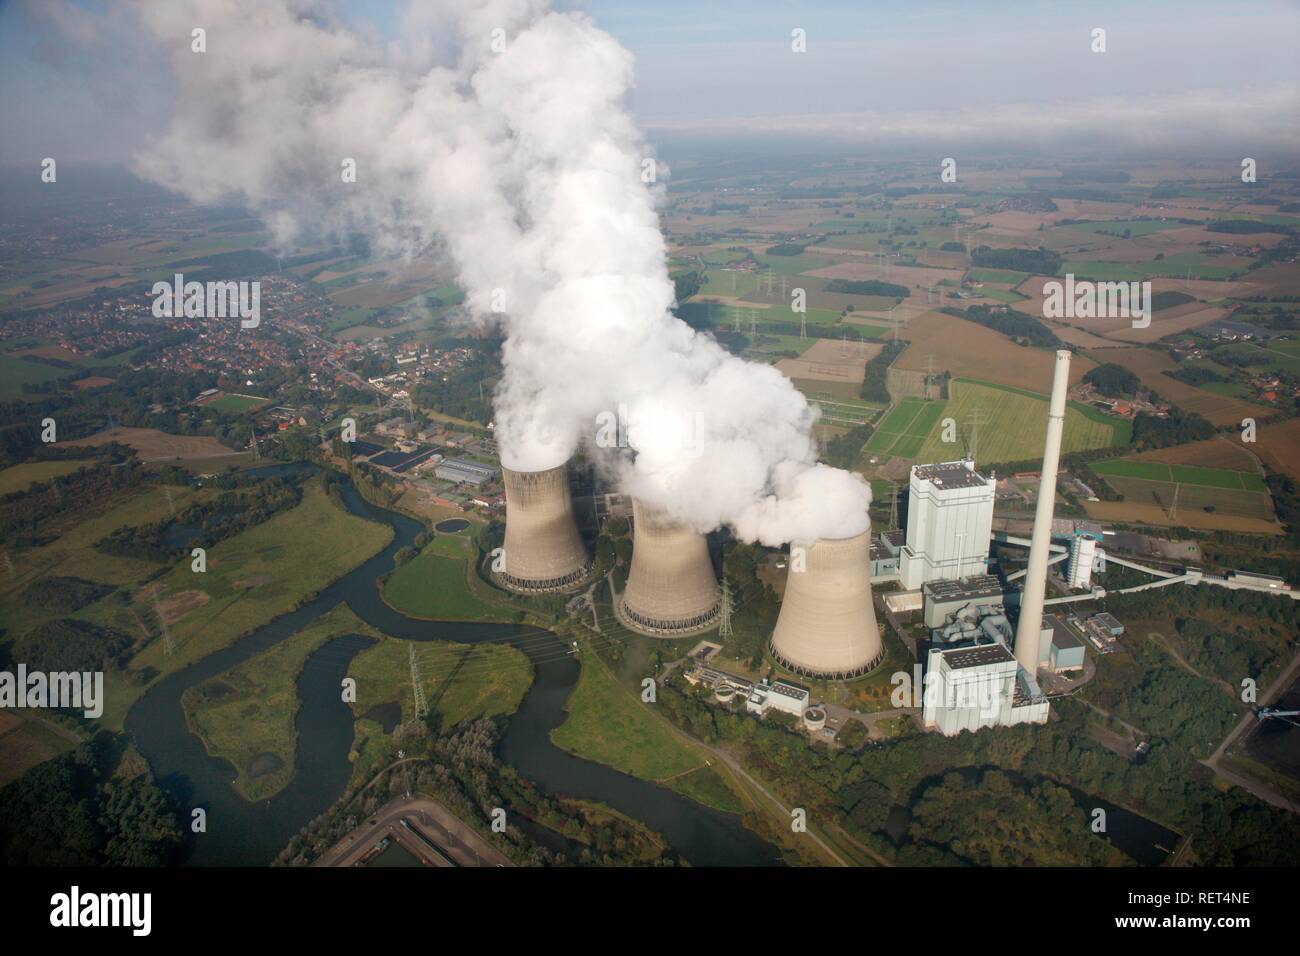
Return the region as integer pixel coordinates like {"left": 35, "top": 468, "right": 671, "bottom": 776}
{"left": 615, "top": 500, "right": 721, "bottom": 639}
{"left": 495, "top": 462, "right": 593, "bottom": 595}
{"left": 615, "top": 598, "right": 721, "bottom": 638}
{"left": 495, "top": 563, "right": 595, "bottom": 595}
{"left": 769, "top": 530, "right": 884, "bottom": 680}
{"left": 769, "top": 644, "right": 884, "bottom": 682}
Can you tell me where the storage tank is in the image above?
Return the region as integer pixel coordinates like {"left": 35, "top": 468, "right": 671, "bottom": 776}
{"left": 616, "top": 499, "right": 720, "bottom": 636}
{"left": 496, "top": 463, "right": 593, "bottom": 593}
{"left": 770, "top": 530, "right": 883, "bottom": 679}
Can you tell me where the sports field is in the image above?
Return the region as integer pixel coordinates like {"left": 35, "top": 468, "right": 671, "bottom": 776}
{"left": 864, "top": 397, "right": 948, "bottom": 459}
{"left": 1090, "top": 459, "right": 1268, "bottom": 492}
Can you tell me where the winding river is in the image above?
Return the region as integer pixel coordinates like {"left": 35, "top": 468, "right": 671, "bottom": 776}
{"left": 125, "top": 476, "right": 780, "bottom": 867}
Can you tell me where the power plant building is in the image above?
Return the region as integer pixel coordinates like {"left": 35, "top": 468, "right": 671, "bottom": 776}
{"left": 922, "top": 574, "right": 1005, "bottom": 628}
{"left": 922, "top": 641, "right": 1050, "bottom": 736}
{"left": 899, "top": 460, "right": 995, "bottom": 589}
{"left": 1066, "top": 531, "right": 1102, "bottom": 589}
{"left": 770, "top": 530, "right": 884, "bottom": 679}
{"left": 497, "top": 463, "right": 593, "bottom": 593}
{"left": 616, "top": 500, "right": 720, "bottom": 637}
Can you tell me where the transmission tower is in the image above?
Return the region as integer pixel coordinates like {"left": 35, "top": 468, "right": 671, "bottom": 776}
{"left": 965, "top": 407, "right": 990, "bottom": 463}
{"left": 800, "top": 313, "right": 807, "bottom": 340}
{"left": 924, "top": 353, "right": 937, "bottom": 400}
{"left": 718, "top": 579, "right": 734, "bottom": 640}
{"left": 749, "top": 310, "right": 756, "bottom": 338}
{"left": 153, "top": 592, "right": 175, "bottom": 658}
{"left": 410, "top": 643, "right": 429, "bottom": 719}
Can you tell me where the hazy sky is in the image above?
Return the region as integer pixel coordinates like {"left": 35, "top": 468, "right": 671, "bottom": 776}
{"left": 2, "top": 0, "right": 1298, "bottom": 165}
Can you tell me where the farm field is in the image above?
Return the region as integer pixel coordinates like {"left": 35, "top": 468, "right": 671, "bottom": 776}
{"left": 0, "top": 459, "right": 89, "bottom": 496}
{"left": 1088, "top": 476, "right": 1276, "bottom": 524}
{"left": 60, "top": 427, "right": 240, "bottom": 462}
{"left": 895, "top": 311, "right": 1097, "bottom": 393}
{"left": 1090, "top": 459, "right": 1268, "bottom": 492}
{"left": 1083, "top": 347, "right": 1270, "bottom": 427}
{"left": 1082, "top": 499, "right": 1282, "bottom": 535}
{"left": 1132, "top": 436, "right": 1264, "bottom": 472}
{"left": 914, "top": 380, "right": 1120, "bottom": 465}
{"left": 0, "top": 713, "right": 80, "bottom": 788}
{"left": 1230, "top": 418, "right": 1300, "bottom": 481}
{"left": 865, "top": 397, "right": 948, "bottom": 459}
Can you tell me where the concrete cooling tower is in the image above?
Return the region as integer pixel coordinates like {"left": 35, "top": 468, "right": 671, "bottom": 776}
{"left": 616, "top": 500, "right": 721, "bottom": 637}
{"left": 497, "top": 463, "right": 593, "bottom": 594}
{"left": 769, "top": 530, "right": 883, "bottom": 679}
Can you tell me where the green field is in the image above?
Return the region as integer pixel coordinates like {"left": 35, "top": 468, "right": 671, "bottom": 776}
{"left": 865, "top": 397, "right": 948, "bottom": 458}
{"left": 1060, "top": 254, "right": 1236, "bottom": 282}
{"left": 1091, "top": 459, "right": 1268, "bottom": 492}
{"left": 1061, "top": 219, "right": 1185, "bottom": 238}
{"left": 1211, "top": 342, "right": 1300, "bottom": 376}
{"left": 132, "top": 480, "right": 394, "bottom": 677}
{"left": 181, "top": 603, "right": 380, "bottom": 801}
{"left": 967, "top": 268, "right": 1030, "bottom": 284}
{"left": 974, "top": 287, "right": 1030, "bottom": 305}
{"left": 551, "top": 644, "right": 706, "bottom": 783}
{"left": 0, "top": 460, "right": 90, "bottom": 496}
{"left": 381, "top": 533, "right": 513, "bottom": 622}
{"left": 204, "top": 394, "right": 268, "bottom": 412}
{"left": 914, "top": 380, "right": 1120, "bottom": 465}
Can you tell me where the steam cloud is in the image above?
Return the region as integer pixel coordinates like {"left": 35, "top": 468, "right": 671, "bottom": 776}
{"left": 132, "top": 0, "right": 870, "bottom": 545}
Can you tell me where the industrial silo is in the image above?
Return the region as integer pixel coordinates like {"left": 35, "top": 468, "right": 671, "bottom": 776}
{"left": 616, "top": 499, "right": 721, "bottom": 636}
{"left": 496, "top": 462, "right": 593, "bottom": 593}
{"left": 770, "top": 530, "right": 883, "bottom": 679}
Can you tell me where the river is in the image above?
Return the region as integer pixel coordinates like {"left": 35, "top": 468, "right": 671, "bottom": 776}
{"left": 125, "top": 473, "right": 780, "bottom": 867}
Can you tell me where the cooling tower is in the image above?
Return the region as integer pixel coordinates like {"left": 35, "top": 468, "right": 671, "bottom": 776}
{"left": 770, "top": 530, "right": 883, "bottom": 679}
{"left": 496, "top": 463, "right": 593, "bottom": 593}
{"left": 616, "top": 500, "right": 720, "bottom": 637}
{"left": 1014, "top": 349, "right": 1072, "bottom": 675}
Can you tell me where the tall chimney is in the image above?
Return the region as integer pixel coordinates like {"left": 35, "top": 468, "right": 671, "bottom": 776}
{"left": 497, "top": 462, "right": 593, "bottom": 593}
{"left": 1014, "top": 349, "right": 1071, "bottom": 675}
{"left": 616, "top": 499, "right": 720, "bottom": 636}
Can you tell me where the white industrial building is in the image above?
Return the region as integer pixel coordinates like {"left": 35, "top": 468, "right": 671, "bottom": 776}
{"left": 899, "top": 460, "right": 996, "bottom": 589}
{"left": 746, "top": 679, "right": 810, "bottom": 717}
{"left": 1066, "top": 530, "right": 1103, "bottom": 589}
{"left": 921, "top": 641, "right": 1049, "bottom": 735}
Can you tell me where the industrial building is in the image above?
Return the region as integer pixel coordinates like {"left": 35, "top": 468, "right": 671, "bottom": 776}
{"left": 1066, "top": 530, "right": 1103, "bottom": 589}
{"left": 1040, "top": 614, "right": 1086, "bottom": 673}
{"left": 746, "top": 679, "right": 811, "bottom": 717}
{"left": 922, "top": 641, "right": 1049, "bottom": 735}
{"left": 922, "top": 574, "right": 1005, "bottom": 628}
{"left": 899, "top": 460, "right": 996, "bottom": 589}
{"left": 616, "top": 500, "right": 721, "bottom": 637}
{"left": 496, "top": 463, "right": 594, "bottom": 593}
{"left": 434, "top": 458, "right": 499, "bottom": 486}
{"left": 770, "top": 530, "right": 884, "bottom": 679}
{"left": 920, "top": 352, "right": 1073, "bottom": 735}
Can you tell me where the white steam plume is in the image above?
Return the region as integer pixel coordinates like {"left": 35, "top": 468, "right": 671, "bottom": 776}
{"left": 131, "top": 0, "right": 870, "bottom": 545}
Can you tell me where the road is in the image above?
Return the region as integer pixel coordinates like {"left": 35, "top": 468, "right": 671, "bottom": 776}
{"left": 1202, "top": 644, "right": 1300, "bottom": 814}
{"left": 315, "top": 794, "right": 515, "bottom": 867}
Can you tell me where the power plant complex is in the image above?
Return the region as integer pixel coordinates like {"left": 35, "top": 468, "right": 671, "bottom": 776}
{"left": 493, "top": 349, "right": 1294, "bottom": 741}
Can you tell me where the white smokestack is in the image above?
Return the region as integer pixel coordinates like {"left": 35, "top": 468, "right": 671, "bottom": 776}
{"left": 1014, "top": 349, "right": 1072, "bottom": 675}
{"left": 126, "top": 0, "right": 871, "bottom": 547}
